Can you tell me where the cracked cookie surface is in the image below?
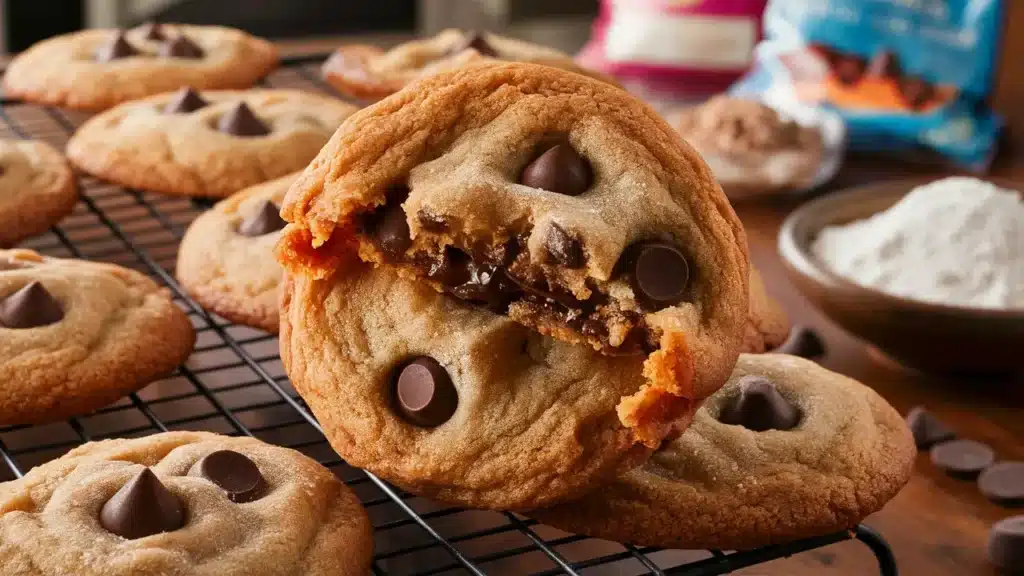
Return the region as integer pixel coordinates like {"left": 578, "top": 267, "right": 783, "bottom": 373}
{"left": 0, "top": 140, "right": 77, "bottom": 247}
{"left": 0, "top": 249, "right": 195, "bottom": 424}
{"left": 67, "top": 89, "right": 357, "bottom": 198}
{"left": 0, "top": 431, "right": 373, "bottom": 576}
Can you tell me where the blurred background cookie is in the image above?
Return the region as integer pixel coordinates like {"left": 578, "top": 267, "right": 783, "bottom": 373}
{"left": 0, "top": 139, "right": 77, "bottom": 248}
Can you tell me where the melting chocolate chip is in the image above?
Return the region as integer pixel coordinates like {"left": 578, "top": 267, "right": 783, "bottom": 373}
{"left": 979, "top": 462, "right": 1024, "bottom": 507}
{"left": 988, "top": 516, "right": 1024, "bottom": 573}
{"left": 426, "top": 247, "right": 472, "bottom": 286}
{"left": 449, "top": 263, "right": 519, "bottom": 311}
{"left": 0, "top": 281, "right": 64, "bottom": 329}
{"left": 867, "top": 50, "right": 900, "bottom": 79}
{"left": 544, "top": 223, "right": 584, "bottom": 269}
{"left": 452, "top": 30, "right": 498, "bottom": 57}
{"left": 417, "top": 210, "right": 450, "bottom": 233}
{"left": 833, "top": 54, "right": 866, "bottom": 85}
{"left": 164, "top": 87, "right": 208, "bottom": 114}
{"left": 365, "top": 201, "right": 412, "bottom": 260}
{"left": 160, "top": 35, "right": 204, "bottom": 59}
{"left": 906, "top": 406, "right": 956, "bottom": 450}
{"left": 719, "top": 375, "right": 802, "bottom": 432}
{"left": 393, "top": 356, "right": 458, "bottom": 427}
{"left": 99, "top": 468, "right": 185, "bottom": 539}
{"left": 197, "top": 450, "right": 267, "bottom": 503}
{"left": 139, "top": 22, "right": 166, "bottom": 41}
{"left": 931, "top": 439, "right": 995, "bottom": 479}
{"left": 520, "top": 143, "right": 592, "bottom": 196}
{"left": 898, "top": 76, "right": 934, "bottom": 109}
{"left": 623, "top": 242, "right": 690, "bottom": 309}
{"left": 217, "top": 102, "right": 270, "bottom": 137}
{"left": 96, "top": 31, "right": 139, "bottom": 62}
{"left": 238, "top": 201, "right": 286, "bottom": 237}
{"left": 772, "top": 325, "right": 826, "bottom": 359}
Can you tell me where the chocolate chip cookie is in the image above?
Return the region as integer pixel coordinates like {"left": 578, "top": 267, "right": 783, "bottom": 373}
{"left": 0, "top": 139, "right": 78, "bottom": 248}
{"left": 744, "top": 266, "right": 790, "bottom": 353}
{"left": 4, "top": 23, "right": 277, "bottom": 111}
{"left": 67, "top": 89, "right": 357, "bottom": 198}
{"left": 533, "top": 353, "right": 915, "bottom": 550}
{"left": 177, "top": 172, "right": 295, "bottom": 331}
{"left": 0, "top": 249, "right": 195, "bottom": 424}
{"left": 322, "top": 29, "right": 616, "bottom": 101}
{"left": 0, "top": 431, "right": 373, "bottom": 575}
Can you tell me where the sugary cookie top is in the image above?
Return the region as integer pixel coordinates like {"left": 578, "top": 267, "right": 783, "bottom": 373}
{"left": 0, "top": 432, "right": 372, "bottom": 576}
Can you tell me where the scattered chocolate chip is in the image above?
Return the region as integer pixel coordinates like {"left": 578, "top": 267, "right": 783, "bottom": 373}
{"left": 164, "top": 87, "right": 208, "bottom": 114}
{"left": 623, "top": 242, "right": 690, "bottom": 309}
{"left": 393, "top": 356, "right": 458, "bottom": 427}
{"left": 718, "top": 375, "right": 802, "bottom": 432}
{"left": 365, "top": 201, "right": 412, "bottom": 260}
{"left": 96, "top": 31, "right": 139, "bottom": 62}
{"left": 99, "top": 468, "right": 185, "bottom": 539}
{"left": 238, "top": 201, "right": 286, "bottom": 237}
{"left": 989, "top": 516, "right": 1024, "bottom": 573}
{"left": 906, "top": 406, "right": 956, "bottom": 450}
{"left": 217, "top": 102, "right": 270, "bottom": 137}
{"left": 833, "top": 54, "right": 866, "bottom": 85}
{"left": 159, "top": 35, "right": 204, "bottom": 59}
{"left": 979, "top": 462, "right": 1024, "bottom": 507}
{"left": 931, "top": 439, "right": 995, "bottom": 479}
{"left": 452, "top": 30, "right": 498, "bottom": 57}
{"left": 139, "top": 22, "right": 165, "bottom": 41}
{"left": 772, "top": 325, "right": 826, "bottom": 359}
{"left": 544, "top": 223, "right": 584, "bottom": 268}
{"left": 867, "top": 50, "right": 900, "bottom": 79}
{"left": 197, "top": 450, "right": 267, "bottom": 503}
{"left": 898, "top": 76, "right": 934, "bottom": 109}
{"left": 0, "top": 281, "right": 64, "bottom": 329}
{"left": 417, "top": 210, "right": 450, "bottom": 233}
{"left": 520, "top": 143, "right": 592, "bottom": 196}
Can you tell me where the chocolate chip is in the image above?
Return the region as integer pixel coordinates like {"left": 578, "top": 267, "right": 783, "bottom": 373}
{"left": 393, "top": 357, "right": 458, "bottom": 427}
{"left": 931, "top": 439, "right": 995, "bottom": 479}
{"left": 772, "top": 325, "right": 826, "bottom": 359}
{"left": 417, "top": 210, "right": 450, "bottom": 233}
{"left": 833, "top": 54, "right": 866, "bottom": 85}
{"left": 545, "top": 223, "right": 584, "bottom": 268}
{"left": 520, "top": 144, "right": 592, "bottom": 196}
{"left": 623, "top": 242, "right": 690, "bottom": 309}
{"left": 164, "top": 87, "right": 208, "bottom": 114}
{"left": 989, "top": 516, "right": 1024, "bottom": 573}
{"left": 217, "top": 102, "right": 270, "bottom": 137}
{"left": 238, "top": 201, "right": 286, "bottom": 237}
{"left": 96, "top": 31, "right": 139, "bottom": 62}
{"left": 718, "top": 375, "right": 802, "bottom": 432}
{"left": 139, "top": 22, "right": 165, "bottom": 41}
{"left": 906, "top": 406, "right": 956, "bottom": 450}
{"left": 197, "top": 450, "right": 267, "bottom": 503}
{"left": 365, "top": 202, "right": 412, "bottom": 260}
{"left": 99, "top": 468, "right": 185, "bottom": 539}
{"left": 449, "top": 263, "right": 519, "bottom": 311}
{"left": 0, "top": 281, "right": 64, "bottom": 329}
{"left": 159, "top": 35, "right": 204, "bottom": 59}
{"left": 979, "top": 462, "right": 1024, "bottom": 507}
{"left": 427, "top": 247, "right": 472, "bottom": 286}
{"left": 899, "top": 76, "right": 934, "bottom": 109}
{"left": 867, "top": 50, "right": 900, "bottom": 79}
{"left": 452, "top": 30, "right": 498, "bottom": 57}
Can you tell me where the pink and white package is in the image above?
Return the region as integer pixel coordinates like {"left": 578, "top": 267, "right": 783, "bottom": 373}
{"left": 578, "top": 0, "right": 767, "bottom": 96}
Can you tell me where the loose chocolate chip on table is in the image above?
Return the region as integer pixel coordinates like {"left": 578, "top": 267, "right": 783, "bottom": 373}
{"left": 988, "top": 516, "right": 1024, "bottom": 573}
{"left": 520, "top": 143, "right": 592, "bottom": 196}
{"left": 160, "top": 35, "right": 204, "bottom": 59}
{"left": 899, "top": 76, "right": 934, "bottom": 109}
{"left": 867, "top": 50, "right": 900, "bottom": 79}
{"left": 979, "top": 462, "right": 1024, "bottom": 507}
{"left": 164, "top": 87, "right": 209, "bottom": 114}
{"left": 139, "top": 22, "right": 166, "bottom": 41}
{"left": 719, "top": 375, "right": 802, "bottom": 432}
{"left": 238, "top": 201, "right": 286, "bottom": 237}
{"left": 772, "top": 325, "right": 826, "bottom": 358}
{"left": 393, "top": 356, "right": 458, "bottom": 427}
{"left": 96, "top": 31, "right": 139, "bottom": 62}
{"left": 834, "top": 54, "right": 867, "bottom": 85}
{"left": 624, "top": 242, "right": 690, "bottom": 309}
{"left": 365, "top": 202, "right": 412, "bottom": 260}
{"left": 197, "top": 450, "right": 267, "bottom": 503}
{"left": 931, "top": 439, "right": 995, "bottom": 479}
{"left": 99, "top": 468, "right": 185, "bottom": 539}
{"left": 905, "top": 406, "right": 956, "bottom": 450}
{"left": 217, "top": 102, "right": 270, "bottom": 137}
{"left": 453, "top": 30, "right": 498, "bottom": 57}
{"left": 0, "top": 281, "right": 64, "bottom": 329}
{"left": 544, "top": 223, "right": 584, "bottom": 268}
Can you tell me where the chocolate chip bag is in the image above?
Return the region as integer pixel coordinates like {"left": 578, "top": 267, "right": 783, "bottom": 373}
{"left": 732, "top": 0, "right": 1004, "bottom": 170}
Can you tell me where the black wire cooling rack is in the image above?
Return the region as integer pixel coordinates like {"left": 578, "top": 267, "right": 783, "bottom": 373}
{"left": 0, "top": 56, "right": 899, "bottom": 576}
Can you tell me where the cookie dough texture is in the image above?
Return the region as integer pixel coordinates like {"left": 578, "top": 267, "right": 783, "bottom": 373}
{"left": 4, "top": 25, "right": 278, "bottom": 111}
{"left": 0, "top": 431, "right": 373, "bottom": 576}
{"left": 0, "top": 140, "right": 78, "bottom": 247}
{"left": 177, "top": 173, "right": 296, "bottom": 331}
{"left": 0, "top": 249, "right": 195, "bottom": 424}
{"left": 533, "top": 354, "right": 915, "bottom": 550}
{"left": 67, "top": 89, "right": 358, "bottom": 198}
{"left": 743, "top": 266, "right": 789, "bottom": 353}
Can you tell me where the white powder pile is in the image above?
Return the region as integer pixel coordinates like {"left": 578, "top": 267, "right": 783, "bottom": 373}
{"left": 811, "top": 177, "right": 1024, "bottom": 310}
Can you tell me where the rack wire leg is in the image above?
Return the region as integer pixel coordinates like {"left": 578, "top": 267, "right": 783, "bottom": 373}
{"left": 855, "top": 525, "right": 898, "bottom": 576}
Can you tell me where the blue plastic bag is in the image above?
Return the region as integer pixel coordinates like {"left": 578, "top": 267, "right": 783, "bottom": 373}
{"left": 732, "top": 0, "right": 1004, "bottom": 170}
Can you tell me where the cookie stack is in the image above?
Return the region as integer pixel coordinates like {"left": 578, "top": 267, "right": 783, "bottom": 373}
{"left": 276, "top": 61, "right": 915, "bottom": 547}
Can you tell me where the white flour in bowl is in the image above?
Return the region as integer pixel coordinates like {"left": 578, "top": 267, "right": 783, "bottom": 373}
{"left": 811, "top": 177, "right": 1024, "bottom": 310}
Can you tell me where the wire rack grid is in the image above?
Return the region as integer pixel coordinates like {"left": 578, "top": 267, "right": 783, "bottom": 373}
{"left": 0, "top": 57, "right": 897, "bottom": 576}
